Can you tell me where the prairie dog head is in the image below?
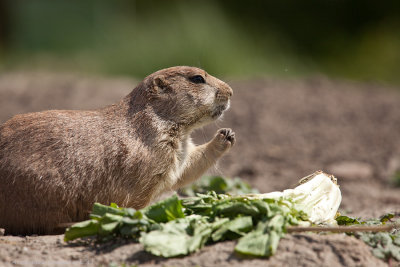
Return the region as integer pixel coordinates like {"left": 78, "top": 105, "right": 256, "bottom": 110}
{"left": 143, "top": 66, "right": 233, "bottom": 128}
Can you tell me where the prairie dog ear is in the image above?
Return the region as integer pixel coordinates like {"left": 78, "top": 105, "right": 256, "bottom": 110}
{"left": 152, "top": 75, "right": 171, "bottom": 93}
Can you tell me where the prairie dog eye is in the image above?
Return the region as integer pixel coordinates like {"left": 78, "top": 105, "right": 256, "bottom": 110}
{"left": 189, "top": 75, "right": 206, "bottom": 84}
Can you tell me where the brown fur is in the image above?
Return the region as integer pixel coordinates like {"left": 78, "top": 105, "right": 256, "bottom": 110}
{"left": 0, "top": 66, "right": 235, "bottom": 235}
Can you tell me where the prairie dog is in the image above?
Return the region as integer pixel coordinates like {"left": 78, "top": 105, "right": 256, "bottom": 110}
{"left": 0, "top": 66, "right": 235, "bottom": 235}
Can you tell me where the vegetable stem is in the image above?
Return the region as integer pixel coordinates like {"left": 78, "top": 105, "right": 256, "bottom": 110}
{"left": 287, "top": 224, "right": 398, "bottom": 233}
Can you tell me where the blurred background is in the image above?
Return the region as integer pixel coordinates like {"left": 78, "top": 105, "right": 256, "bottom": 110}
{"left": 0, "top": 0, "right": 400, "bottom": 84}
{"left": 0, "top": 0, "right": 400, "bottom": 218}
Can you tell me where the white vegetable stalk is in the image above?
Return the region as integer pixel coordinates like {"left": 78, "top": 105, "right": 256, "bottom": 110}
{"left": 247, "top": 171, "right": 342, "bottom": 225}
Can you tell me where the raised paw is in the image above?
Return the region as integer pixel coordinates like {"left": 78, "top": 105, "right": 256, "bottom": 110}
{"left": 210, "top": 128, "right": 236, "bottom": 154}
{"left": 206, "top": 128, "right": 236, "bottom": 157}
{"left": 217, "top": 128, "right": 236, "bottom": 146}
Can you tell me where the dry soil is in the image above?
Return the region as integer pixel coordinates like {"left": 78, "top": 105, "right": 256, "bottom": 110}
{"left": 0, "top": 71, "right": 399, "bottom": 267}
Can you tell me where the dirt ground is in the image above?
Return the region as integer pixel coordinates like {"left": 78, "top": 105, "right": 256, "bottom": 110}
{"left": 0, "top": 71, "right": 400, "bottom": 266}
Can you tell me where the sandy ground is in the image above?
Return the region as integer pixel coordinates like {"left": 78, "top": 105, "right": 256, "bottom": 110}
{"left": 0, "top": 71, "right": 400, "bottom": 266}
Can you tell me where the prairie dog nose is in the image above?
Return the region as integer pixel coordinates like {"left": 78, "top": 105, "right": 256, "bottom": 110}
{"left": 216, "top": 82, "right": 233, "bottom": 102}
{"left": 226, "top": 87, "right": 233, "bottom": 97}
{"left": 223, "top": 83, "right": 233, "bottom": 98}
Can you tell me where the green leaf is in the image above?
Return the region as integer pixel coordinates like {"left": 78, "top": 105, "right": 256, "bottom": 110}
{"left": 120, "top": 217, "right": 146, "bottom": 226}
{"left": 187, "top": 223, "right": 213, "bottom": 252}
{"left": 100, "top": 221, "right": 120, "bottom": 235}
{"left": 251, "top": 200, "right": 271, "bottom": 216}
{"left": 181, "top": 196, "right": 214, "bottom": 216}
{"left": 336, "top": 215, "right": 360, "bottom": 225}
{"left": 143, "top": 194, "right": 185, "bottom": 223}
{"left": 64, "top": 219, "right": 100, "bottom": 241}
{"left": 91, "top": 202, "right": 125, "bottom": 218}
{"left": 235, "top": 226, "right": 283, "bottom": 257}
{"left": 214, "top": 201, "right": 260, "bottom": 217}
{"left": 268, "top": 214, "right": 285, "bottom": 232}
{"left": 235, "top": 215, "right": 286, "bottom": 257}
{"left": 235, "top": 231, "right": 272, "bottom": 257}
{"left": 110, "top": 203, "right": 119, "bottom": 209}
{"left": 379, "top": 213, "right": 394, "bottom": 224}
{"left": 207, "top": 176, "right": 228, "bottom": 193}
{"left": 140, "top": 216, "right": 212, "bottom": 257}
{"left": 101, "top": 213, "right": 123, "bottom": 224}
{"left": 211, "top": 216, "right": 253, "bottom": 241}
{"left": 140, "top": 230, "right": 189, "bottom": 257}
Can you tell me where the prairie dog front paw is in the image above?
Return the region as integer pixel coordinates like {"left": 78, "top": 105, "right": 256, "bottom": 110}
{"left": 210, "top": 128, "right": 236, "bottom": 154}
{"left": 218, "top": 128, "right": 236, "bottom": 146}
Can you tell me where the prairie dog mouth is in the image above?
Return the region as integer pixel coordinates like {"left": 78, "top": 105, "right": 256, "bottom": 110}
{"left": 211, "top": 102, "right": 230, "bottom": 119}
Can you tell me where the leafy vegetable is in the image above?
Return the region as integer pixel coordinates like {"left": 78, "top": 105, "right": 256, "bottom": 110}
{"left": 142, "top": 193, "right": 308, "bottom": 257}
{"left": 65, "top": 172, "right": 343, "bottom": 258}
{"left": 64, "top": 197, "right": 181, "bottom": 242}
{"left": 65, "top": 192, "right": 307, "bottom": 257}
